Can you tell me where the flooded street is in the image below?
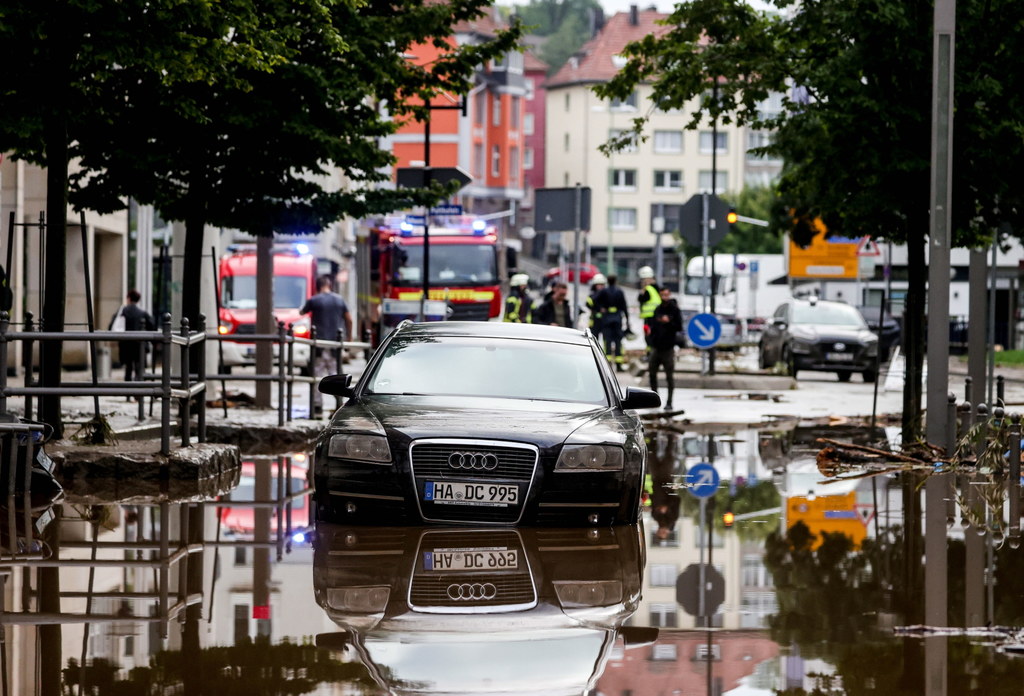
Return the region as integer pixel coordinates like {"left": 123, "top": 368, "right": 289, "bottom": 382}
{"left": 4, "top": 422, "right": 1024, "bottom": 695}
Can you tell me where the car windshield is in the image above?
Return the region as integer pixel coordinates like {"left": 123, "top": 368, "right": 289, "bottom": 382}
{"left": 792, "top": 303, "right": 867, "bottom": 327}
{"left": 364, "top": 336, "right": 609, "bottom": 405}
{"left": 392, "top": 244, "right": 497, "bottom": 285}
{"left": 222, "top": 275, "right": 308, "bottom": 309}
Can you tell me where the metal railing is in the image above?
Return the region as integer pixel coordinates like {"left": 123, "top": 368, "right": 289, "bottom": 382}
{"left": 0, "top": 311, "right": 206, "bottom": 455}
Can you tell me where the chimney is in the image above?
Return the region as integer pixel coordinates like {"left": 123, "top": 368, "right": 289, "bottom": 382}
{"left": 629, "top": 4, "right": 639, "bottom": 26}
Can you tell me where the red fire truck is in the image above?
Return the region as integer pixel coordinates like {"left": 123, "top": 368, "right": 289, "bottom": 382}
{"left": 217, "top": 244, "right": 318, "bottom": 372}
{"left": 355, "top": 215, "right": 508, "bottom": 347}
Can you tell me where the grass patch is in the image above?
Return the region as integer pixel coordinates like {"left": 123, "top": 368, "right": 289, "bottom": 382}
{"left": 959, "top": 349, "right": 1024, "bottom": 366}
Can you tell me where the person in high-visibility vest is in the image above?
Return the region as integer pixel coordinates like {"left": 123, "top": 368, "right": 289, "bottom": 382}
{"left": 637, "top": 266, "right": 661, "bottom": 350}
{"left": 586, "top": 273, "right": 607, "bottom": 337}
{"left": 504, "top": 273, "right": 533, "bottom": 323}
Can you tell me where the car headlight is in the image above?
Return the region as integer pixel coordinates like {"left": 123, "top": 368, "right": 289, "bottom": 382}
{"left": 328, "top": 434, "right": 392, "bottom": 464}
{"left": 556, "top": 444, "right": 624, "bottom": 471}
{"left": 554, "top": 580, "right": 623, "bottom": 608}
{"left": 326, "top": 586, "right": 390, "bottom": 612}
{"left": 865, "top": 342, "right": 878, "bottom": 356}
{"left": 789, "top": 339, "right": 814, "bottom": 354}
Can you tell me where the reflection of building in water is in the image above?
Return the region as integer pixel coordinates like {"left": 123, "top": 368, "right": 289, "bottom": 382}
{"left": 597, "top": 630, "right": 781, "bottom": 695}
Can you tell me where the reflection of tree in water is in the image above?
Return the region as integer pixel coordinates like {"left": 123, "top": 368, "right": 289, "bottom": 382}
{"left": 61, "top": 637, "right": 382, "bottom": 695}
{"left": 677, "top": 479, "right": 782, "bottom": 541}
{"left": 764, "top": 519, "right": 1024, "bottom": 694}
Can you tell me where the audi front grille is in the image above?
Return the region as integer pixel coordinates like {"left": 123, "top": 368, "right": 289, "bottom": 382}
{"left": 409, "top": 574, "right": 536, "bottom": 611}
{"left": 410, "top": 441, "right": 537, "bottom": 481}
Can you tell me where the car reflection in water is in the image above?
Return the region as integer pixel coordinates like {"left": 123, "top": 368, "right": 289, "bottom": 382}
{"left": 313, "top": 523, "right": 656, "bottom": 695}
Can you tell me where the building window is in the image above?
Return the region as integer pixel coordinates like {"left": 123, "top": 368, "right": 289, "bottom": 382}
{"left": 609, "top": 207, "right": 637, "bottom": 230}
{"left": 610, "top": 91, "right": 638, "bottom": 110}
{"left": 746, "top": 130, "right": 780, "bottom": 162}
{"left": 609, "top": 168, "right": 637, "bottom": 191}
{"left": 491, "top": 146, "right": 501, "bottom": 177}
{"left": 493, "top": 95, "right": 502, "bottom": 126}
{"left": 565, "top": 93, "right": 570, "bottom": 112}
{"left": 608, "top": 128, "right": 638, "bottom": 153}
{"left": 474, "top": 91, "right": 485, "bottom": 126}
{"left": 233, "top": 605, "right": 249, "bottom": 645}
{"left": 653, "top": 130, "right": 683, "bottom": 153}
{"left": 652, "top": 643, "right": 678, "bottom": 661}
{"left": 509, "top": 146, "right": 520, "bottom": 182}
{"left": 564, "top": 133, "right": 570, "bottom": 152}
{"left": 474, "top": 143, "right": 484, "bottom": 178}
{"left": 699, "top": 131, "right": 728, "bottom": 154}
{"left": 234, "top": 546, "right": 247, "bottom": 565}
{"left": 698, "top": 170, "right": 729, "bottom": 193}
{"left": 511, "top": 96, "right": 521, "bottom": 129}
{"left": 654, "top": 170, "right": 682, "bottom": 191}
{"left": 649, "top": 603, "right": 678, "bottom": 628}
{"left": 525, "top": 78, "right": 536, "bottom": 100}
{"left": 524, "top": 147, "right": 534, "bottom": 170}
{"left": 524, "top": 112, "right": 535, "bottom": 135}
{"left": 650, "top": 563, "right": 677, "bottom": 587}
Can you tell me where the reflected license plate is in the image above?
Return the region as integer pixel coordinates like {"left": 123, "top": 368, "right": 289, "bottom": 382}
{"left": 826, "top": 352, "right": 854, "bottom": 361}
{"left": 424, "top": 481, "right": 518, "bottom": 506}
{"left": 423, "top": 547, "right": 519, "bottom": 572}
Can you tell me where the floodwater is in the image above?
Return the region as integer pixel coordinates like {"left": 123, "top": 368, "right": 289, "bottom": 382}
{"left": 4, "top": 422, "right": 1024, "bottom": 695}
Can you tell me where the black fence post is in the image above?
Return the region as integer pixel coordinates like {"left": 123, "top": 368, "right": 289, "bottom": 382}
{"left": 277, "top": 321, "right": 286, "bottom": 427}
{"left": 197, "top": 314, "right": 207, "bottom": 444}
{"left": 161, "top": 313, "right": 173, "bottom": 457}
{"left": 309, "top": 325, "right": 318, "bottom": 420}
{"left": 180, "top": 317, "right": 191, "bottom": 448}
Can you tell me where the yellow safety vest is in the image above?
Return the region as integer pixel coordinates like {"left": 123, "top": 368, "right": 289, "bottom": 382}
{"left": 639, "top": 284, "right": 661, "bottom": 319}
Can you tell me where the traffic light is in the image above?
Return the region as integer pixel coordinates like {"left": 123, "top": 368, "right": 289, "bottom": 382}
{"left": 722, "top": 509, "right": 735, "bottom": 527}
{"left": 726, "top": 208, "right": 738, "bottom": 226}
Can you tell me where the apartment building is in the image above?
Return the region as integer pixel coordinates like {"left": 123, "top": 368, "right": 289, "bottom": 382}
{"left": 544, "top": 5, "right": 783, "bottom": 284}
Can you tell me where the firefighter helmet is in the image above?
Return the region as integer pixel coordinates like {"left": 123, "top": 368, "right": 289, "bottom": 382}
{"left": 510, "top": 273, "right": 530, "bottom": 287}
{"left": 638, "top": 266, "right": 655, "bottom": 279}
{"left": 591, "top": 273, "right": 607, "bottom": 286}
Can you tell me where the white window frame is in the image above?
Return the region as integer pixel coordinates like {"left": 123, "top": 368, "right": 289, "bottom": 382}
{"left": 697, "top": 170, "right": 729, "bottom": 194}
{"left": 699, "top": 131, "right": 728, "bottom": 154}
{"left": 492, "top": 95, "right": 501, "bottom": 126}
{"left": 509, "top": 146, "right": 519, "bottom": 181}
{"left": 609, "top": 91, "right": 638, "bottom": 111}
{"left": 608, "top": 128, "right": 638, "bottom": 153}
{"left": 524, "top": 112, "right": 535, "bottom": 136}
{"left": 609, "top": 168, "right": 637, "bottom": 192}
{"left": 491, "top": 145, "right": 501, "bottom": 177}
{"left": 653, "top": 130, "right": 683, "bottom": 154}
{"left": 653, "top": 170, "right": 682, "bottom": 192}
{"left": 525, "top": 78, "right": 536, "bottom": 100}
{"left": 609, "top": 207, "right": 637, "bottom": 230}
{"left": 524, "top": 147, "right": 534, "bottom": 170}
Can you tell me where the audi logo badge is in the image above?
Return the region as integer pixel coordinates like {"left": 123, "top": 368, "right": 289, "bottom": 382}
{"left": 448, "top": 451, "right": 499, "bottom": 471}
{"left": 834, "top": 342, "right": 846, "bottom": 351}
{"left": 447, "top": 582, "right": 498, "bottom": 601}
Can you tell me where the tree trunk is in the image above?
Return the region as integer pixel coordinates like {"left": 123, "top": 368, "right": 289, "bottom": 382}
{"left": 902, "top": 221, "right": 927, "bottom": 442}
{"left": 39, "top": 111, "right": 68, "bottom": 438}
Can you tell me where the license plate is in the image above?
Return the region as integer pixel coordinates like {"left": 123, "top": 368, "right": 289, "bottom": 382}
{"left": 424, "top": 481, "right": 518, "bottom": 506}
{"left": 422, "top": 547, "right": 519, "bottom": 572}
{"left": 826, "top": 352, "right": 854, "bottom": 361}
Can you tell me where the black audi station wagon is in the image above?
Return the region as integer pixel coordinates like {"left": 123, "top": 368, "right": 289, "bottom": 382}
{"left": 312, "top": 321, "right": 660, "bottom": 526}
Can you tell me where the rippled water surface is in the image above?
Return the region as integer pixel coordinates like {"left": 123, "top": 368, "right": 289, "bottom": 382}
{"left": 4, "top": 423, "right": 1024, "bottom": 695}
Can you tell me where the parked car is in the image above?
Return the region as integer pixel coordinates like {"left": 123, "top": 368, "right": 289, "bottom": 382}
{"left": 312, "top": 321, "right": 660, "bottom": 526}
{"left": 759, "top": 298, "right": 879, "bottom": 382}
{"left": 313, "top": 524, "right": 654, "bottom": 696}
{"left": 856, "top": 304, "right": 902, "bottom": 360}
{"left": 544, "top": 263, "right": 601, "bottom": 284}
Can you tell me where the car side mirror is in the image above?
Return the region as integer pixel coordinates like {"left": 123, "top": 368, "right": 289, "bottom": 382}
{"left": 315, "top": 632, "right": 352, "bottom": 651}
{"left": 773, "top": 318, "right": 787, "bottom": 328}
{"left": 319, "top": 373, "right": 354, "bottom": 397}
{"left": 621, "top": 386, "right": 661, "bottom": 410}
{"left": 620, "top": 626, "right": 660, "bottom": 648}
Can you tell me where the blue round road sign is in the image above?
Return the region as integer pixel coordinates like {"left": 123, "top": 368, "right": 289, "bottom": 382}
{"left": 686, "top": 313, "right": 722, "bottom": 349}
{"left": 686, "top": 462, "right": 720, "bottom": 499}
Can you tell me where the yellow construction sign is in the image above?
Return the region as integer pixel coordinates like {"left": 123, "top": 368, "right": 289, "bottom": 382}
{"left": 788, "top": 229, "right": 864, "bottom": 280}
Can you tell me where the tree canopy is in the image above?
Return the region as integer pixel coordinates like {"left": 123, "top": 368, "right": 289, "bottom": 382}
{"left": 596, "top": 0, "right": 1024, "bottom": 439}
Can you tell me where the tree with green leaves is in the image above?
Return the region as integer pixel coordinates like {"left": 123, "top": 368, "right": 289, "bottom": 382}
{"left": 512, "top": 0, "right": 602, "bottom": 73}
{"left": 596, "top": 0, "right": 1024, "bottom": 442}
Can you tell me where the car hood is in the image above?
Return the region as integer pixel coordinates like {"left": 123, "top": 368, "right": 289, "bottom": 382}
{"left": 790, "top": 325, "right": 876, "bottom": 343}
{"left": 335, "top": 396, "right": 619, "bottom": 448}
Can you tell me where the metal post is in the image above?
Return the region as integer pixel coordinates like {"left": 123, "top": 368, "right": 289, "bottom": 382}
{"left": 277, "top": 322, "right": 286, "bottom": 426}
{"left": 573, "top": 183, "right": 583, "bottom": 324}
{"left": 0, "top": 312, "right": 8, "bottom": 415}
{"left": 700, "top": 193, "right": 710, "bottom": 376}
{"left": 946, "top": 393, "right": 958, "bottom": 526}
{"left": 23, "top": 313, "right": 34, "bottom": 421}
{"left": 285, "top": 324, "right": 295, "bottom": 422}
{"left": 196, "top": 314, "right": 206, "bottom": 443}
{"left": 997, "top": 375, "right": 1005, "bottom": 407}
{"left": 161, "top": 314, "right": 172, "bottom": 457}
{"left": 309, "top": 326, "right": 317, "bottom": 419}
{"left": 180, "top": 318, "right": 191, "bottom": 448}
{"left": 159, "top": 501, "right": 170, "bottom": 638}
{"left": 1009, "top": 414, "right": 1021, "bottom": 542}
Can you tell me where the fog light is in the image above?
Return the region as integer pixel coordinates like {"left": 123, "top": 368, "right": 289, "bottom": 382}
{"left": 346, "top": 502, "right": 357, "bottom": 515}
{"left": 588, "top": 513, "right": 600, "bottom": 525}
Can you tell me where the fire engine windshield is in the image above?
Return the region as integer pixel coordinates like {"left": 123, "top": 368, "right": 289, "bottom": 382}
{"left": 392, "top": 244, "right": 497, "bottom": 286}
{"left": 222, "top": 275, "right": 309, "bottom": 309}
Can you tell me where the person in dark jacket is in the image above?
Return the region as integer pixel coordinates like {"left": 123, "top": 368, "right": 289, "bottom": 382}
{"left": 648, "top": 287, "right": 682, "bottom": 409}
{"left": 596, "top": 274, "right": 630, "bottom": 371}
{"left": 532, "top": 282, "right": 574, "bottom": 327}
{"left": 110, "top": 289, "right": 155, "bottom": 383}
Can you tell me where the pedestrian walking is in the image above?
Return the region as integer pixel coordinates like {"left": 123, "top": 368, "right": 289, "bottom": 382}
{"left": 637, "top": 266, "right": 661, "bottom": 350}
{"left": 532, "top": 281, "right": 574, "bottom": 327}
{"left": 300, "top": 275, "right": 353, "bottom": 416}
{"left": 596, "top": 274, "right": 630, "bottom": 372}
{"left": 648, "top": 286, "right": 682, "bottom": 409}
{"left": 504, "top": 273, "right": 533, "bottom": 323}
{"left": 109, "top": 289, "right": 155, "bottom": 385}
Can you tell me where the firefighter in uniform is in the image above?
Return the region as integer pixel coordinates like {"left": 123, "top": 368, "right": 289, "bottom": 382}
{"left": 586, "top": 273, "right": 607, "bottom": 337}
{"left": 637, "top": 266, "right": 662, "bottom": 350}
{"left": 597, "top": 274, "right": 630, "bottom": 371}
{"left": 504, "top": 273, "right": 533, "bottom": 323}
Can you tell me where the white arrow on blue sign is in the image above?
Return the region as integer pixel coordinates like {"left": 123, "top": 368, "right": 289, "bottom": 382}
{"left": 686, "top": 463, "right": 720, "bottom": 499}
{"left": 686, "top": 313, "right": 722, "bottom": 349}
